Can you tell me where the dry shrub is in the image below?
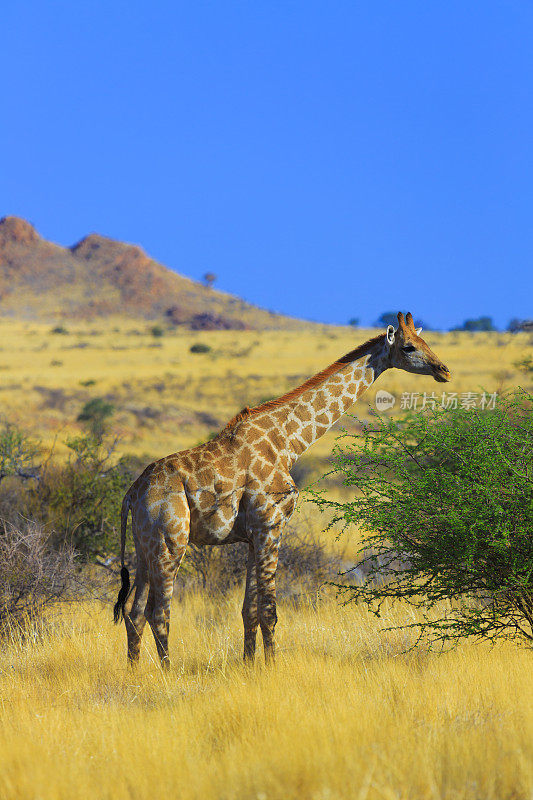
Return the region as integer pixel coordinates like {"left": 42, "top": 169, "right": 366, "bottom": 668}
{"left": 0, "top": 478, "right": 29, "bottom": 525}
{"left": 0, "top": 520, "right": 81, "bottom": 633}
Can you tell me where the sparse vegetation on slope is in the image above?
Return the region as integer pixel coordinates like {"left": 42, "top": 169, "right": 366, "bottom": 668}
{"left": 0, "top": 216, "right": 303, "bottom": 329}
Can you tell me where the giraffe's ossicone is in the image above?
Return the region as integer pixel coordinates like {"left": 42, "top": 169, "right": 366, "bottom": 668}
{"left": 114, "top": 311, "right": 451, "bottom": 667}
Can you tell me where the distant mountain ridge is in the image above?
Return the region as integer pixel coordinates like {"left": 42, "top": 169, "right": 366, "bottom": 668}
{"left": 0, "top": 216, "right": 302, "bottom": 329}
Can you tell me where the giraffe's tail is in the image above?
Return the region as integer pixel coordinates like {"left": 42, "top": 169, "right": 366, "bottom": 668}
{"left": 113, "top": 493, "right": 131, "bottom": 624}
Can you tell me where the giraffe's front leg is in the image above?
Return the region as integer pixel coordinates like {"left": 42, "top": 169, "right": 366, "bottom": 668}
{"left": 254, "top": 525, "right": 282, "bottom": 665}
{"left": 242, "top": 543, "right": 258, "bottom": 662}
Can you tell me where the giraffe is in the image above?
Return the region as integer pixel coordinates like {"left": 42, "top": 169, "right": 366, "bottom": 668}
{"left": 114, "top": 311, "right": 450, "bottom": 667}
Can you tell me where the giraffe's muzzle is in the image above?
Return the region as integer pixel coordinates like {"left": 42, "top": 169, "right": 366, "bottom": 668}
{"left": 433, "top": 364, "right": 451, "bottom": 383}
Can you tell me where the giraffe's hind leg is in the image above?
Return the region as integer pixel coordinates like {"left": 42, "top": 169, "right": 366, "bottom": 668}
{"left": 144, "top": 492, "right": 190, "bottom": 669}
{"left": 124, "top": 552, "right": 149, "bottom": 665}
{"left": 145, "top": 573, "right": 175, "bottom": 668}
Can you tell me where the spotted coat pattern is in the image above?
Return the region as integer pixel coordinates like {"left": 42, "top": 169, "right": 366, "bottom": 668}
{"left": 116, "top": 312, "right": 450, "bottom": 666}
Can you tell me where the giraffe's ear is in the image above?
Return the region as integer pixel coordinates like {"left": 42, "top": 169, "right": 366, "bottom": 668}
{"left": 415, "top": 326, "right": 422, "bottom": 335}
{"left": 386, "top": 325, "right": 395, "bottom": 345}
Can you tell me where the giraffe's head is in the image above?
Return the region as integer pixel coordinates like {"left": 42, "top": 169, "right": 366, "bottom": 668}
{"left": 386, "top": 312, "right": 451, "bottom": 382}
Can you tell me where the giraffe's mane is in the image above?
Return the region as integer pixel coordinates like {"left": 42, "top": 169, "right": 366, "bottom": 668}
{"left": 222, "top": 332, "right": 386, "bottom": 431}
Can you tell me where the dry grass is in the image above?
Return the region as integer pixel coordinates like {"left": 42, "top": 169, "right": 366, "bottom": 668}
{"left": 0, "top": 593, "right": 532, "bottom": 800}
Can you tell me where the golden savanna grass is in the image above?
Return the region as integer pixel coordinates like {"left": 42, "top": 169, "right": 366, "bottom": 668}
{"left": 0, "top": 318, "right": 532, "bottom": 798}
{"left": 1, "top": 594, "right": 532, "bottom": 800}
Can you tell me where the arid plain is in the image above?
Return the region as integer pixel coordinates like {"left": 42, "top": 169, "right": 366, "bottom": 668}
{"left": 0, "top": 319, "right": 532, "bottom": 800}
{"left": 0, "top": 319, "right": 527, "bottom": 458}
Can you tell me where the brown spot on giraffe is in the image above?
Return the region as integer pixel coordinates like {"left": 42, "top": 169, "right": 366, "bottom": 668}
{"left": 114, "top": 312, "right": 451, "bottom": 667}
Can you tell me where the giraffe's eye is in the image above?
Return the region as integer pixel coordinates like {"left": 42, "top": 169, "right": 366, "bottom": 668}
{"left": 402, "top": 345, "right": 416, "bottom": 352}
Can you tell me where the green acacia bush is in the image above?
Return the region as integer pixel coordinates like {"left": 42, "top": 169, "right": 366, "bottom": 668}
{"left": 30, "top": 436, "right": 138, "bottom": 560}
{"left": 0, "top": 419, "right": 139, "bottom": 561}
{"left": 310, "top": 388, "right": 533, "bottom": 646}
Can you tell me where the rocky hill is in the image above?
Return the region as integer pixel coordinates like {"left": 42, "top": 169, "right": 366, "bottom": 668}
{"left": 0, "top": 216, "right": 301, "bottom": 329}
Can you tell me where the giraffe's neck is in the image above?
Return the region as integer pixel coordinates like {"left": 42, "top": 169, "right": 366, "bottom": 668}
{"left": 283, "top": 338, "right": 389, "bottom": 463}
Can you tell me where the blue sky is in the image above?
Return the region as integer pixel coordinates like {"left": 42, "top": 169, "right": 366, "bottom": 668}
{"left": 2, "top": 1, "right": 532, "bottom": 329}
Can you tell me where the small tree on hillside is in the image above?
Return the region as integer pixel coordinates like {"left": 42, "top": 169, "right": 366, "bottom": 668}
{"left": 203, "top": 272, "right": 217, "bottom": 289}
{"left": 309, "top": 389, "right": 533, "bottom": 646}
